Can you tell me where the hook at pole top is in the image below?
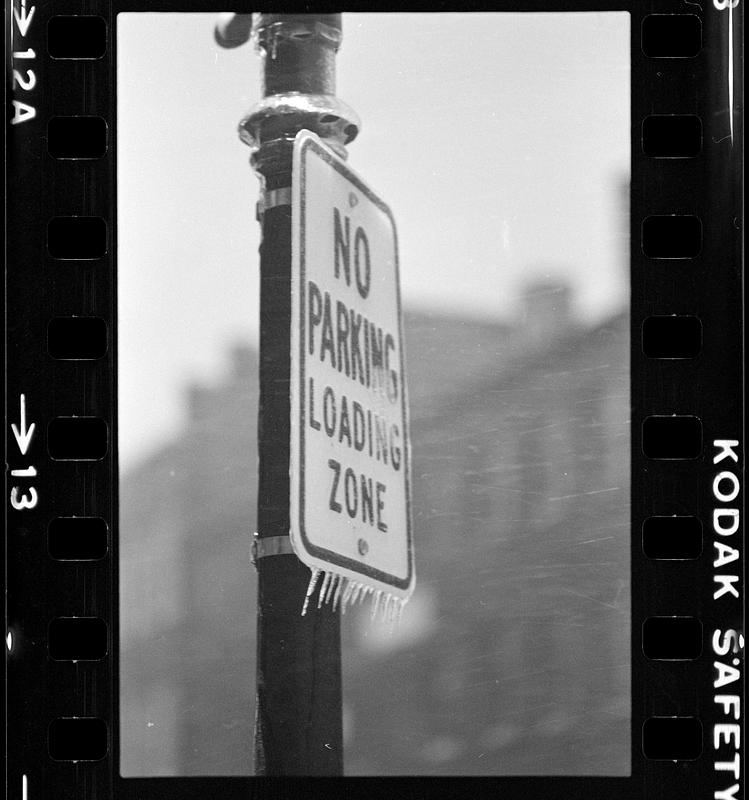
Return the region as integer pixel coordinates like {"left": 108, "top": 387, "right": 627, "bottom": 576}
{"left": 214, "top": 13, "right": 254, "bottom": 49}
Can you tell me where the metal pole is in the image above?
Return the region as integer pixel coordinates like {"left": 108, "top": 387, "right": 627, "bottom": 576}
{"left": 218, "top": 12, "right": 360, "bottom": 775}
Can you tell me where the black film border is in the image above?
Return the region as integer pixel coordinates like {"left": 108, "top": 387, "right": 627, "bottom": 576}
{"left": 5, "top": 2, "right": 744, "bottom": 799}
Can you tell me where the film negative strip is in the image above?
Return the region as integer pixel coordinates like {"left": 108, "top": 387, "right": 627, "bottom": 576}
{"left": 5, "top": 2, "right": 743, "bottom": 798}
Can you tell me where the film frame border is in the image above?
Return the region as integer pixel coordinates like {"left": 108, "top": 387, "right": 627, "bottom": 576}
{"left": 5, "top": 1, "right": 744, "bottom": 798}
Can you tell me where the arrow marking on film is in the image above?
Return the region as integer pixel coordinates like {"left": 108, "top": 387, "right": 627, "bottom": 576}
{"left": 11, "top": 394, "right": 35, "bottom": 456}
{"left": 14, "top": 0, "right": 36, "bottom": 39}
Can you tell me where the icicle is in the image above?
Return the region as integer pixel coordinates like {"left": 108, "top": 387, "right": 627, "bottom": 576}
{"left": 328, "top": 572, "right": 341, "bottom": 605}
{"left": 304, "top": 569, "right": 411, "bottom": 620}
{"left": 394, "top": 598, "right": 404, "bottom": 628}
{"left": 371, "top": 589, "right": 382, "bottom": 619}
{"left": 382, "top": 595, "right": 391, "bottom": 628}
{"left": 317, "top": 571, "right": 332, "bottom": 609}
{"left": 332, "top": 574, "right": 345, "bottom": 611}
{"left": 387, "top": 595, "right": 397, "bottom": 628}
{"left": 323, "top": 572, "right": 338, "bottom": 606}
{"left": 301, "top": 568, "right": 321, "bottom": 616}
{"left": 341, "top": 581, "right": 355, "bottom": 613}
{"left": 333, "top": 573, "right": 343, "bottom": 605}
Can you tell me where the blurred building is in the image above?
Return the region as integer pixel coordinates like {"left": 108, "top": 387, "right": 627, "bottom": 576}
{"left": 120, "top": 285, "right": 629, "bottom": 776}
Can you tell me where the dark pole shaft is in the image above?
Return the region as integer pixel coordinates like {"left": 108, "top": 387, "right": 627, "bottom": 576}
{"left": 244, "top": 13, "right": 358, "bottom": 776}
{"left": 254, "top": 198, "right": 343, "bottom": 776}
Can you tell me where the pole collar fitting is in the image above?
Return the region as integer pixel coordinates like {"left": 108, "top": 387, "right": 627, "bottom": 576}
{"left": 239, "top": 93, "right": 360, "bottom": 159}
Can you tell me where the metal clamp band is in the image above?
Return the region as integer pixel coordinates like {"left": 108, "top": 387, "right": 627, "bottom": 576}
{"left": 251, "top": 533, "right": 294, "bottom": 565}
{"left": 265, "top": 186, "right": 292, "bottom": 209}
{"left": 257, "top": 186, "right": 292, "bottom": 219}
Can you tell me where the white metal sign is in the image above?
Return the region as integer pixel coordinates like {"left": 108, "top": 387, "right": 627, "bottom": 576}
{"left": 290, "top": 130, "right": 414, "bottom": 620}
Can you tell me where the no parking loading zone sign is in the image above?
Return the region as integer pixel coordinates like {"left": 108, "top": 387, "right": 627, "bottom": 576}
{"left": 290, "top": 130, "right": 415, "bottom": 621}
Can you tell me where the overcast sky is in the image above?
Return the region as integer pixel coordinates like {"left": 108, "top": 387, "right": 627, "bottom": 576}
{"left": 117, "top": 11, "right": 630, "bottom": 471}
